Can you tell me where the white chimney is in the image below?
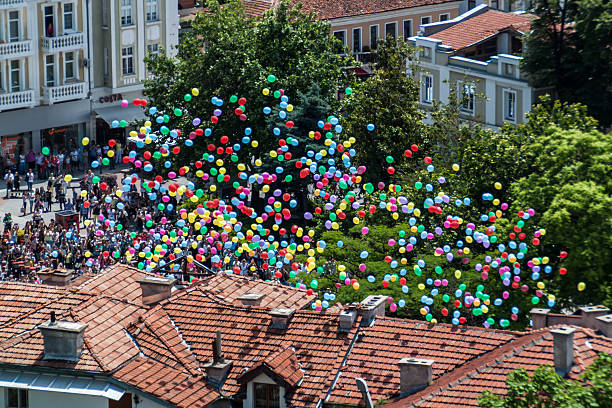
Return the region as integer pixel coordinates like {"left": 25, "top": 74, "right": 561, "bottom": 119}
{"left": 138, "top": 276, "right": 176, "bottom": 305}
{"left": 595, "top": 315, "right": 612, "bottom": 338}
{"left": 579, "top": 306, "right": 610, "bottom": 329}
{"left": 551, "top": 327, "right": 575, "bottom": 377}
{"left": 237, "top": 292, "right": 265, "bottom": 307}
{"left": 339, "top": 310, "right": 357, "bottom": 332}
{"left": 359, "top": 295, "right": 387, "bottom": 326}
{"left": 38, "top": 312, "right": 88, "bottom": 362}
{"left": 398, "top": 358, "right": 434, "bottom": 396}
{"left": 269, "top": 308, "right": 295, "bottom": 329}
{"left": 530, "top": 308, "right": 550, "bottom": 329}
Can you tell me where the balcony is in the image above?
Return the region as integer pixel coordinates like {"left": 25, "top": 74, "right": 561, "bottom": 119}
{"left": 41, "top": 32, "right": 85, "bottom": 53}
{"left": 0, "top": 89, "right": 35, "bottom": 112}
{"left": 0, "top": 39, "right": 33, "bottom": 60}
{"left": 0, "top": 0, "right": 26, "bottom": 10}
{"left": 43, "top": 82, "right": 87, "bottom": 104}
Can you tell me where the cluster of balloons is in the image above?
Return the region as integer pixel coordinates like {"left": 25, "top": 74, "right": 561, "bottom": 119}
{"left": 46, "top": 76, "right": 579, "bottom": 329}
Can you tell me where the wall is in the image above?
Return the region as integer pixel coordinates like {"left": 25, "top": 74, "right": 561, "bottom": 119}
{"left": 243, "top": 373, "right": 287, "bottom": 408}
{"left": 329, "top": 2, "right": 461, "bottom": 53}
{"left": 0, "top": 387, "right": 108, "bottom": 408}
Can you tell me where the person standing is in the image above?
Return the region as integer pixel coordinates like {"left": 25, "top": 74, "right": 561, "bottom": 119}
{"left": 29, "top": 191, "right": 35, "bottom": 214}
{"left": 45, "top": 188, "right": 52, "bottom": 212}
{"left": 18, "top": 152, "right": 26, "bottom": 175}
{"left": 4, "top": 170, "right": 14, "bottom": 198}
{"left": 26, "top": 169, "right": 34, "bottom": 191}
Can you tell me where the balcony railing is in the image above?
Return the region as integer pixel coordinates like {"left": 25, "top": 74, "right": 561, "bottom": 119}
{"left": 43, "top": 82, "right": 87, "bottom": 104}
{"left": 122, "top": 76, "right": 138, "bottom": 86}
{"left": 0, "top": 89, "right": 35, "bottom": 112}
{"left": 41, "top": 32, "right": 85, "bottom": 53}
{"left": 0, "top": 39, "right": 33, "bottom": 60}
{"left": 0, "top": 0, "right": 26, "bottom": 10}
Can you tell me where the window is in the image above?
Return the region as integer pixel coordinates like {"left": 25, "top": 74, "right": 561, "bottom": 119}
{"left": 491, "top": 0, "right": 499, "bottom": 8}
{"left": 147, "top": 43, "right": 159, "bottom": 73}
{"left": 459, "top": 81, "right": 475, "bottom": 114}
{"left": 8, "top": 11, "right": 20, "bottom": 42}
{"left": 369, "top": 25, "right": 378, "bottom": 49}
{"left": 102, "top": 0, "right": 108, "bottom": 26}
{"left": 6, "top": 387, "right": 28, "bottom": 408}
{"left": 10, "top": 60, "right": 21, "bottom": 92}
{"left": 403, "top": 19, "right": 412, "bottom": 41}
{"left": 422, "top": 46, "right": 431, "bottom": 58}
{"left": 503, "top": 89, "right": 517, "bottom": 122}
{"left": 385, "top": 22, "right": 396, "bottom": 39}
{"left": 44, "top": 6, "right": 55, "bottom": 37}
{"left": 332, "top": 30, "right": 346, "bottom": 46}
{"left": 146, "top": 0, "right": 159, "bottom": 22}
{"left": 439, "top": 13, "right": 450, "bottom": 21}
{"left": 64, "top": 51, "right": 75, "bottom": 80}
{"left": 63, "top": 3, "right": 74, "bottom": 32}
{"left": 45, "top": 55, "right": 55, "bottom": 87}
{"left": 421, "top": 74, "right": 433, "bottom": 104}
{"left": 352, "top": 28, "right": 361, "bottom": 53}
{"left": 121, "top": 0, "right": 133, "bottom": 26}
{"left": 468, "top": 0, "right": 476, "bottom": 8}
{"left": 421, "top": 16, "right": 431, "bottom": 25}
{"left": 121, "top": 47, "right": 134, "bottom": 75}
{"left": 254, "top": 383, "right": 280, "bottom": 408}
{"left": 503, "top": 63, "right": 514, "bottom": 76}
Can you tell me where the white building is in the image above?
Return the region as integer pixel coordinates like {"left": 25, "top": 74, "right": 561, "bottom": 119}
{"left": 0, "top": 0, "right": 178, "bottom": 164}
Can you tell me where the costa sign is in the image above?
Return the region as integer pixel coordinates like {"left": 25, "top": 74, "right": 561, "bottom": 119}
{"left": 98, "top": 93, "right": 123, "bottom": 103}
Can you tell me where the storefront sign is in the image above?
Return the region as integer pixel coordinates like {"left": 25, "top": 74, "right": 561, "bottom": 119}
{"left": 98, "top": 94, "right": 123, "bottom": 104}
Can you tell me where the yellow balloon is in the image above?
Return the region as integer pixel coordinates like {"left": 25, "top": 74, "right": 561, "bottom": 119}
{"left": 452, "top": 163, "right": 460, "bottom": 171}
{"left": 191, "top": 88, "right": 199, "bottom": 96}
{"left": 494, "top": 182, "right": 502, "bottom": 190}
{"left": 578, "top": 282, "right": 586, "bottom": 291}
{"left": 82, "top": 137, "right": 89, "bottom": 146}
{"left": 64, "top": 175, "right": 72, "bottom": 182}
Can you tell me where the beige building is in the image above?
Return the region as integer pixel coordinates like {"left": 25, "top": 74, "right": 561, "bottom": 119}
{"left": 410, "top": 5, "right": 535, "bottom": 128}
{"left": 0, "top": 0, "right": 178, "bottom": 162}
{"left": 299, "top": 0, "right": 464, "bottom": 63}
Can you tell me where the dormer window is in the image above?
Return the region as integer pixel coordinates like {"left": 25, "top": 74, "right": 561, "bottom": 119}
{"left": 422, "top": 47, "right": 431, "bottom": 58}
{"left": 254, "top": 383, "right": 280, "bottom": 408}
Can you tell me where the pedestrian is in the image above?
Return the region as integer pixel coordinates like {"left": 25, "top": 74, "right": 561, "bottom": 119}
{"left": 26, "top": 169, "right": 34, "bottom": 191}
{"left": 29, "top": 192, "right": 35, "bottom": 214}
{"left": 4, "top": 170, "right": 14, "bottom": 198}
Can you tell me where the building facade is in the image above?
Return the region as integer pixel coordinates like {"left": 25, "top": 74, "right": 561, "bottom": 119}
{"left": 0, "top": 0, "right": 178, "bottom": 166}
{"left": 410, "top": 5, "right": 535, "bottom": 128}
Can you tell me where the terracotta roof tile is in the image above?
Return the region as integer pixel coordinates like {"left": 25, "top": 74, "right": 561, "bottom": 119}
{"left": 383, "top": 327, "right": 612, "bottom": 408}
{"left": 195, "top": 273, "right": 316, "bottom": 310}
{"left": 239, "top": 345, "right": 304, "bottom": 387}
{"left": 428, "top": 9, "right": 533, "bottom": 50}
{"left": 298, "top": 0, "right": 459, "bottom": 20}
{"left": 77, "top": 264, "right": 150, "bottom": 305}
{"left": 327, "top": 316, "right": 520, "bottom": 406}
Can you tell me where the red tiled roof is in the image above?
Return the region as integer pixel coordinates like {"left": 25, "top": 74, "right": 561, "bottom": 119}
{"left": 195, "top": 273, "right": 316, "bottom": 310}
{"left": 152, "top": 287, "right": 359, "bottom": 407}
{"left": 327, "top": 316, "right": 520, "bottom": 406}
{"left": 383, "top": 326, "right": 612, "bottom": 408}
{"left": 179, "top": 0, "right": 274, "bottom": 22}
{"left": 113, "top": 357, "right": 221, "bottom": 408}
{"left": 429, "top": 9, "right": 533, "bottom": 50}
{"left": 298, "top": 0, "right": 460, "bottom": 20}
{"left": 238, "top": 345, "right": 304, "bottom": 388}
{"left": 77, "top": 264, "right": 150, "bottom": 305}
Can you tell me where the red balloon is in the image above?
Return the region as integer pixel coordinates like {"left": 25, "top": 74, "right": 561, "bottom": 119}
{"left": 108, "top": 139, "right": 116, "bottom": 147}
{"left": 238, "top": 97, "right": 246, "bottom": 105}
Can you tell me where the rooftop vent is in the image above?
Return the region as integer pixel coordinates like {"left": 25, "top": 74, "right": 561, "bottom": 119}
{"left": 358, "top": 295, "right": 387, "bottom": 326}
{"left": 339, "top": 310, "right": 358, "bottom": 332}
{"left": 38, "top": 269, "right": 73, "bottom": 287}
{"left": 551, "top": 327, "right": 575, "bottom": 377}
{"left": 203, "top": 330, "right": 233, "bottom": 387}
{"left": 269, "top": 308, "right": 295, "bottom": 329}
{"left": 579, "top": 306, "right": 610, "bottom": 330}
{"left": 398, "top": 358, "right": 434, "bottom": 396}
{"left": 38, "top": 312, "right": 88, "bottom": 362}
{"left": 595, "top": 315, "right": 612, "bottom": 338}
{"left": 237, "top": 292, "right": 265, "bottom": 307}
{"left": 137, "top": 275, "right": 176, "bottom": 306}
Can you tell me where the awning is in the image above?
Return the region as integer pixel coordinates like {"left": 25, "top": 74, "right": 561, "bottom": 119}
{"left": 0, "top": 369, "right": 125, "bottom": 400}
{"left": 95, "top": 104, "right": 147, "bottom": 125}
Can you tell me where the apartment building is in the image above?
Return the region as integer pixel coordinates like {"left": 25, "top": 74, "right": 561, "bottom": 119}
{"left": 299, "top": 0, "right": 464, "bottom": 64}
{"left": 410, "top": 5, "right": 535, "bottom": 128}
{"left": 0, "top": 0, "right": 178, "bottom": 165}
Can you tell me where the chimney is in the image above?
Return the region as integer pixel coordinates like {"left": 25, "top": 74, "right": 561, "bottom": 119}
{"left": 204, "top": 330, "right": 233, "bottom": 387}
{"left": 579, "top": 306, "right": 610, "bottom": 330}
{"left": 38, "top": 269, "right": 74, "bottom": 286}
{"left": 358, "top": 295, "right": 387, "bottom": 326}
{"left": 38, "top": 313, "right": 88, "bottom": 362}
{"left": 398, "top": 358, "right": 434, "bottom": 396}
{"left": 269, "top": 308, "right": 295, "bottom": 329}
{"left": 595, "top": 315, "right": 612, "bottom": 338}
{"left": 237, "top": 292, "right": 265, "bottom": 307}
{"left": 551, "top": 327, "right": 575, "bottom": 377}
{"left": 137, "top": 276, "right": 176, "bottom": 306}
{"left": 530, "top": 308, "right": 550, "bottom": 329}
{"left": 339, "top": 310, "right": 357, "bottom": 332}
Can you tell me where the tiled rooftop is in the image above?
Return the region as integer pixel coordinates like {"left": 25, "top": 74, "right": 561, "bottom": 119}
{"left": 428, "top": 9, "right": 533, "bottom": 50}
{"left": 77, "top": 263, "right": 150, "bottom": 305}
{"left": 195, "top": 272, "right": 316, "bottom": 309}
{"left": 327, "top": 316, "right": 520, "bottom": 405}
{"left": 298, "top": 0, "right": 459, "bottom": 20}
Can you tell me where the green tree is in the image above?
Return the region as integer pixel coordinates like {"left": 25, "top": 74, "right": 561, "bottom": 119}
{"left": 342, "top": 37, "right": 425, "bottom": 184}
{"left": 522, "top": 0, "right": 612, "bottom": 126}
{"left": 479, "top": 353, "right": 612, "bottom": 408}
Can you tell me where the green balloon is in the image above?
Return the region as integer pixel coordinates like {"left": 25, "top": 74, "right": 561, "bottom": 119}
{"left": 267, "top": 74, "right": 277, "bottom": 83}
{"left": 102, "top": 158, "right": 110, "bottom": 166}
{"left": 116, "top": 224, "right": 123, "bottom": 231}
{"left": 386, "top": 155, "right": 394, "bottom": 163}
{"left": 230, "top": 95, "right": 238, "bottom": 103}
{"left": 273, "top": 90, "right": 281, "bottom": 98}
{"left": 284, "top": 175, "right": 293, "bottom": 182}
{"left": 42, "top": 147, "right": 50, "bottom": 155}
{"left": 345, "top": 87, "right": 353, "bottom": 95}
{"left": 92, "top": 176, "right": 100, "bottom": 184}
{"left": 119, "top": 120, "right": 127, "bottom": 127}
{"left": 184, "top": 94, "right": 192, "bottom": 102}
{"left": 174, "top": 108, "right": 183, "bottom": 117}
{"left": 415, "top": 181, "right": 423, "bottom": 189}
